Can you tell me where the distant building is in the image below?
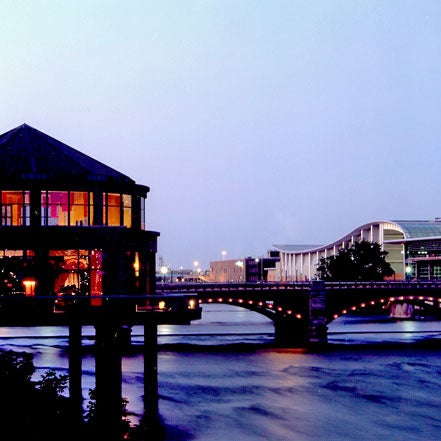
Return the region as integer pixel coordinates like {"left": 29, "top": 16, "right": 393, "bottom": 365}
{"left": 273, "top": 220, "right": 441, "bottom": 281}
{"left": 156, "top": 267, "right": 198, "bottom": 283}
{"left": 0, "top": 124, "right": 158, "bottom": 298}
{"left": 208, "top": 253, "right": 279, "bottom": 283}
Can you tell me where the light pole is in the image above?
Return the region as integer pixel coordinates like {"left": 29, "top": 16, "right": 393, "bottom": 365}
{"left": 160, "top": 266, "right": 168, "bottom": 284}
{"left": 255, "top": 258, "right": 264, "bottom": 282}
{"left": 193, "top": 261, "right": 199, "bottom": 281}
{"left": 255, "top": 258, "right": 261, "bottom": 282}
{"left": 222, "top": 250, "right": 226, "bottom": 260}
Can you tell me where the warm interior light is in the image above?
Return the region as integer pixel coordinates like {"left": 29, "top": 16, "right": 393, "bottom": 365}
{"left": 158, "top": 301, "right": 166, "bottom": 310}
{"left": 133, "top": 252, "right": 140, "bottom": 277}
{"left": 22, "top": 278, "right": 37, "bottom": 296}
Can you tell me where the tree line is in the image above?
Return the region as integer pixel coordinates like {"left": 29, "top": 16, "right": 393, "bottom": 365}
{"left": 0, "top": 350, "right": 153, "bottom": 441}
{"left": 316, "top": 240, "right": 395, "bottom": 282}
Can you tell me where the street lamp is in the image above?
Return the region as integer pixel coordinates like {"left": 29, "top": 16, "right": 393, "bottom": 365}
{"left": 160, "top": 266, "right": 168, "bottom": 283}
{"left": 222, "top": 250, "right": 226, "bottom": 260}
{"left": 193, "top": 261, "right": 199, "bottom": 281}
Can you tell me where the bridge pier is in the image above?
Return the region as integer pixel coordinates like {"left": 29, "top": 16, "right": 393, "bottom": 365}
{"left": 66, "top": 311, "right": 128, "bottom": 439}
{"left": 274, "top": 317, "right": 309, "bottom": 346}
{"left": 68, "top": 319, "right": 83, "bottom": 427}
{"left": 142, "top": 321, "right": 164, "bottom": 437}
{"left": 65, "top": 316, "right": 164, "bottom": 440}
{"left": 308, "top": 281, "right": 328, "bottom": 346}
{"left": 94, "top": 319, "right": 124, "bottom": 441}
{"left": 0, "top": 294, "right": 200, "bottom": 440}
{"left": 273, "top": 282, "right": 328, "bottom": 347}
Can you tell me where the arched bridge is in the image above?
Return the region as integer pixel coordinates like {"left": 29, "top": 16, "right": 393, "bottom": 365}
{"left": 157, "top": 281, "right": 441, "bottom": 346}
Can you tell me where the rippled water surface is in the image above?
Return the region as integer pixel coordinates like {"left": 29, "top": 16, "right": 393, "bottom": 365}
{"left": 2, "top": 304, "right": 441, "bottom": 440}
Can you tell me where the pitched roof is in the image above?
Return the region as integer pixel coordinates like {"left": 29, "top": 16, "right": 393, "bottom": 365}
{"left": 0, "top": 123, "right": 135, "bottom": 186}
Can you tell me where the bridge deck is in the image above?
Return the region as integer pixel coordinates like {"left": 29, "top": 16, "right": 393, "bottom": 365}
{"left": 0, "top": 294, "right": 201, "bottom": 327}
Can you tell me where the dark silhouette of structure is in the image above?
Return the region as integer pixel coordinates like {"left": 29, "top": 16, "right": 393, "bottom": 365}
{"left": 0, "top": 123, "right": 157, "bottom": 297}
{"left": 0, "top": 124, "right": 201, "bottom": 440}
{"left": 158, "top": 281, "right": 441, "bottom": 346}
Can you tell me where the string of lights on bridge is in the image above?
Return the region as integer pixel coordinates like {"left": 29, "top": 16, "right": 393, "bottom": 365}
{"left": 196, "top": 295, "right": 441, "bottom": 322}
{"left": 198, "top": 297, "right": 303, "bottom": 319}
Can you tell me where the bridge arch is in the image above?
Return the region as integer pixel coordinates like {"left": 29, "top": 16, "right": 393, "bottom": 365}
{"left": 158, "top": 281, "right": 441, "bottom": 346}
{"left": 198, "top": 297, "right": 304, "bottom": 322}
{"left": 327, "top": 294, "right": 441, "bottom": 324}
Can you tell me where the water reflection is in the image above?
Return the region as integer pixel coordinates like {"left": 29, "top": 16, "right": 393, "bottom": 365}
{"left": 1, "top": 305, "right": 441, "bottom": 440}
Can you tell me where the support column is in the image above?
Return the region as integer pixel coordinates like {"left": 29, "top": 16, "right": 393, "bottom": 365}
{"left": 144, "top": 321, "right": 158, "bottom": 416}
{"left": 95, "top": 320, "right": 123, "bottom": 441}
{"left": 142, "top": 320, "right": 163, "bottom": 436}
{"left": 273, "top": 290, "right": 310, "bottom": 347}
{"left": 273, "top": 317, "right": 309, "bottom": 347}
{"left": 68, "top": 319, "right": 83, "bottom": 425}
{"left": 308, "top": 281, "right": 328, "bottom": 346}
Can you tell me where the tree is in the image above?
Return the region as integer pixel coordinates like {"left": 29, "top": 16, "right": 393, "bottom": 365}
{"left": 0, "top": 350, "right": 142, "bottom": 441}
{"left": 316, "top": 240, "right": 395, "bottom": 281}
{"left": 0, "top": 351, "right": 76, "bottom": 440}
{"left": 84, "top": 388, "right": 131, "bottom": 440}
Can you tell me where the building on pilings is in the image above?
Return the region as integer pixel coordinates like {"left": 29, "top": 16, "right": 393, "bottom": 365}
{"left": 0, "top": 123, "right": 158, "bottom": 298}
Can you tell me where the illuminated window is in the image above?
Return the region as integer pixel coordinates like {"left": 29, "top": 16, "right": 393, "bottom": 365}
{"left": 0, "top": 250, "right": 24, "bottom": 257}
{"left": 105, "top": 193, "right": 121, "bottom": 226}
{"left": 1, "top": 191, "right": 30, "bottom": 226}
{"left": 103, "top": 193, "right": 132, "bottom": 227}
{"left": 0, "top": 248, "right": 104, "bottom": 298}
{"left": 42, "top": 191, "right": 68, "bottom": 225}
{"left": 69, "top": 192, "right": 93, "bottom": 226}
{"left": 0, "top": 250, "right": 34, "bottom": 296}
{"left": 90, "top": 249, "right": 103, "bottom": 298}
{"left": 49, "top": 249, "right": 103, "bottom": 296}
{"left": 122, "top": 194, "right": 132, "bottom": 227}
{"left": 41, "top": 191, "right": 93, "bottom": 226}
{"left": 140, "top": 196, "right": 145, "bottom": 230}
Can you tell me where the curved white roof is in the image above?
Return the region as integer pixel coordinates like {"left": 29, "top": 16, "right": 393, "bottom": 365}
{"left": 273, "top": 219, "right": 441, "bottom": 254}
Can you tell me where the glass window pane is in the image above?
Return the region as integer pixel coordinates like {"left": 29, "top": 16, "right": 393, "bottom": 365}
{"left": 106, "top": 193, "right": 121, "bottom": 226}
{"left": 69, "top": 191, "right": 89, "bottom": 226}
{"left": 122, "top": 194, "right": 131, "bottom": 207}
{"left": 48, "top": 249, "right": 102, "bottom": 296}
{"left": 90, "top": 249, "right": 103, "bottom": 303}
{"left": 89, "top": 192, "right": 94, "bottom": 226}
{"left": 1, "top": 191, "right": 30, "bottom": 226}
{"left": 122, "top": 194, "right": 131, "bottom": 227}
{"left": 43, "top": 191, "right": 68, "bottom": 226}
{"left": 140, "top": 197, "right": 145, "bottom": 230}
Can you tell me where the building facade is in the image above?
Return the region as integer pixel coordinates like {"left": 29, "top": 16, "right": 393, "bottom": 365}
{"left": 209, "top": 253, "right": 279, "bottom": 283}
{"left": 274, "top": 220, "right": 441, "bottom": 281}
{"left": 0, "top": 124, "right": 158, "bottom": 298}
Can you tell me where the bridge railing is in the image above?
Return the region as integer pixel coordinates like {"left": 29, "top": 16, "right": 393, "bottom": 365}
{"left": 0, "top": 294, "right": 201, "bottom": 316}
{"left": 324, "top": 280, "right": 441, "bottom": 289}
{"left": 156, "top": 282, "right": 312, "bottom": 293}
{"left": 156, "top": 280, "right": 441, "bottom": 293}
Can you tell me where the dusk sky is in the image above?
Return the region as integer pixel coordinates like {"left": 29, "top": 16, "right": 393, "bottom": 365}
{"left": 1, "top": 1, "right": 441, "bottom": 270}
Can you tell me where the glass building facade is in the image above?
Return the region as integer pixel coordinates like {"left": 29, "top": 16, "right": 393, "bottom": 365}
{"left": 0, "top": 124, "right": 159, "bottom": 299}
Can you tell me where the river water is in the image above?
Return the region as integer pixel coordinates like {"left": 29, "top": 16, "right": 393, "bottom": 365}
{"left": 2, "top": 304, "right": 441, "bottom": 440}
